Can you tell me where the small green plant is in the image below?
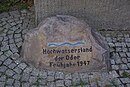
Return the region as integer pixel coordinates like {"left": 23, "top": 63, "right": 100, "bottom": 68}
{"left": 73, "top": 80, "right": 88, "bottom": 87}
{"left": 121, "top": 71, "right": 130, "bottom": 78}
{"left": 105, "top": 79, "right": 118, "bottom": 87}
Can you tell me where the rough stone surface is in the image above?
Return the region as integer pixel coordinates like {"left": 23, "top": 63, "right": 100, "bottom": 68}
{"left": 21, "top": 15, "right": 110, "bottom": 72}
{"left": 34, "top": 0, "right": 130, "bottom": 31}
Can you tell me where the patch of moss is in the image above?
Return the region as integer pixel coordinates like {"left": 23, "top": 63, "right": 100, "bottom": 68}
{"left": 122, "top": 71, "right": 130, "bottom": 78}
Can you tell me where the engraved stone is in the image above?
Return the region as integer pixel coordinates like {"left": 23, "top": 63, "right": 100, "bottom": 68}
{"left": 21, "top": 15, "right": 110, "bottom": 72}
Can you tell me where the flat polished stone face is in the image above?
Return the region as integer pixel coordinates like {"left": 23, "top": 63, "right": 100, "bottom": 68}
{"left": 21, "top": 15, "right": 110, "bottom": 72}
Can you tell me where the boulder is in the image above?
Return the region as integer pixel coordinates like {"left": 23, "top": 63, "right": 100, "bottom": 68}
{"left": 21, "top": 15, "right": 110, "bottom": 72}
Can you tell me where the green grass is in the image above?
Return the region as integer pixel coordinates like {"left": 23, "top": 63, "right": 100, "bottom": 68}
{"left": 0, "top": 0, "right": 29, "bottom": 13}
{"left": 121, "top": 71, "right": 130, "bottom": 78}
{"left": 72, "top": 80, "right": 88, "bottom": 87}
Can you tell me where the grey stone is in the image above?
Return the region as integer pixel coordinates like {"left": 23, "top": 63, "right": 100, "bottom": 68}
{"left": 5, "top": 51, "right": 13, "bottom": 57}
{"left": 14, "top": 34, "right": 21, "bottom": 39}
{"left": 0, "top": 75, "right": 6, "bottom": 81}
{"left": 126, "top": 52, "right": 130, "bottom": 57}
{"left": 13, "top": 74, "right": 21, "bottom": 80}
{"left": 1, "top": 45, "right": 9, "bottom": 51}
{"left": 6, "top": 78, "right": 14, "bottom": 85}
{"left": 24, "top": 67, "right": 32, "bottom": 73}
{"left": 47, "top": 75, "right": 54, "bottom": 81}
{"left": 65, "top": 73, "right": 72, "bottom": 80}
{"left": 7, "top": 19, "right": 14, "bottom": 23}
{"left": 16, "top": 41, "right": 23, "bottom": 47}
{"left": 0, "top": 12, "right": 9, "bottom": 18}
{"left": 22, "top": 82, "right": 29, "bottom": 87}
{"left": 9, "top": 11, "right": 20, "bottom": 18}
{"left": 7, "top": 30, "right": 14, "bottom": 35}
{"left": 21, "top": 15, "right": 110, "bottom": 72}
{"left": 64, "top": 80, "right": 72, "bottom": 86}
{"left": 47, "top": 82, "right": 55, "bottom": 87}
{"left": 0, "top": 66, "right": 8, "bottom": 72}
{"left": 110, "top": 59, "right": 115, "bottom": 65}
{"left": 15, "top": 29, "right": 22, "bottom": 33}
{"left": 55, "top": 80, "right": 64, "bottom": 87}
{"left": 125, "top": 38, "right": 130, "bottom": 42}
{"left": 122, "top": 58, "right": 128, "bottom": 63}
{"left": 55, "top": 72, "right": 64, "bottom": 79}
{"left": 4, "top": 24, "right": 11, "bottom": 29}
{"left": 14, "top": 80, "right": 20, "bottom": 87}
{"left": 120, "top": 64, "right": 128, "bottom": 70}
{"left": 112, "top": 65, "right": 119, "bottom": 70}
{"left": 0, "top": 55, "right": 7, "bottom": 61}
{"left": 9, "top": 39, "right": 14, "bottom": 44}
{"left": 3, "top": 58, "right": 12, "bottom": 66}
{"left": 120, "top": 78, "right": 130, "bottom": 84}
{"left": 29, "top": 76, "right": 37, "bottom": 84}
{"left": 6, "top": 69, "right": 15, "bottom": 76}
{"left": 31, "top": 69, "right": 39, "bottom": 76}
{"left": 38, "top": 79, "right": 47, "bottom": 85}
{"left": 18, "top": 63, "right": 27, "bottom": 70}
{"left": 119, "top": 52, "right": 127, "bottom": 57}
{"left": 39, "top": 71, "right": 47, "bottom": 78}
{"left": 11, "top": 53, "right": 20, "bottom": 60}
{"left": 21, "top": 73, "right": 30, "bottom": 82}
{"left": 0, "top": 82, "right": 5, "bottom": 87}
{"left": 14, "top": 67, "right": 22, "bottom": 74}
{"left": 8, "top": 63, "right": 17, "bottom": 69}
{"left": 0, "top": 51, "right": 3, "bottom": 56}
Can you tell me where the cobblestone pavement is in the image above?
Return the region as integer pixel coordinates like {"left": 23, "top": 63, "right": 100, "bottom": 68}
{"left": 0, "top": 10, "right": 130, "bottom": 87}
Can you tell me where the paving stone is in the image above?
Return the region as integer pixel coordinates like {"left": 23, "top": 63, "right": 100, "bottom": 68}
{"left": 14, "top": 80, "right": 20, "bottom": 87}
{"left": 6, "top": 78, "right": 14, "bottom": 85}
{"left": 120, "top": 64, "right": 128, "bottom": 70}
{"left": 55, "top": 72, "right": 64, "bottom": 79}
{"left": 3, "top": 58, "right": 12, "bottom": 66}
{"left": 0, "top": 75, "right": 6, "bottom": 81}
{"left": 115, "top": 58, "right": 122, "bottom": 64}
{"left": 9, "top": 39, "right": 14, "bottom": 44}
{"left": 6, "top": 69, "right": 15, "bottom": 77}
{"left": 120, "top": 78, "right": 130, "bottom": 84}
{"left": 1, "top": 45, "right": 9, "bottom": 51}
{"left": 15, "top": 38, "right": 22, "bottom": 43}
{"left": 64, "top": 79, "right": 72, "bottom": 86}
{"left": 126, "top": 52, "right": 130, "bottom": 57}
{"left": 21, "top": 73, "right": 30, "bottom": 82}
{"left": 13, "top": 74, "right": 21, "bottom": 80}
{"left": 125, "top": 38, "right": 130, "bottom": 42}
{"left": 11, "top": 53, "right": 20, "bottom": 60}
{"left": 9, "top": 11, "right": 20, "bottom": 18}
{"left": 16, "top": 41, "right": 23, "bottom": 47}
{"left": 18, "top": 63, "right": 27, "bottom": 70}
{"left": 31, "top": 69, "right": 39, "bottom": 76}
{"left": 0, "top": 82, "right": 5, "bottom": 87}
{"left": 29, "top": 76, "right": 37, "bottom": 84}
{"left": 119, "top": 52, "right": 127, "bottom": 57}
{"left": 10, "top": 47, "right": 18, "bottom": 53}
{"left": 7, "top": 30, "right": 14, "bottom": 35}
{"left": 127, "top": 63, "right": 130, "bottom": 68}
{"left": 110, "top": 59, "right": 115, "bottom": 65}
{"left": 0, "top": 66, "right": 8, "bottom": 72}
{"left": 5, "top": 51, "right": 13, "bottom": 57}
{"left": 14, "top": 67, "right": 22, "bottom": 74}
{"left": 38, "top": 79, "right": 47, "bottom": 85}
{"left": 0, "top": 12, "right": 9, "bottom": 18}
{"left": 47, "top": 82, "right": 55, "bottom": 87}
{"left": 56, "top": 80, "right": 64, "bottom": 87}
{"left": 4, "top": 24, "right": 12, "bottom": 29}
{"left": 65, "top": 73, "right": 72, "bottom": 80}
{"left": 109, "top": 71, "right": 119, "bottom": 78}
{"left": 14, "top": 34, "right": 21, "bottom": 39}
{"left": 0, "top": 54, "right": 7, "bottom": 61}
{"left": 39, "top": 71, "right": 47, "bottom": 78}
{"left": 22, "top": 82, "right": 29, "bottom": 87}
{"left": 10, "top": 26, "right": 18, "bottom": 31}
{"left": 24, "top": 67, "right": 32, "bottom": 73}
{"left": 122, "top": 58, "right": 128, "bottom": 63}
{"left": 15, "top": 29, "right": 22, "bottom": 33}
{"left": 47, "top": 75, "right": 54, "bottom": 81}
